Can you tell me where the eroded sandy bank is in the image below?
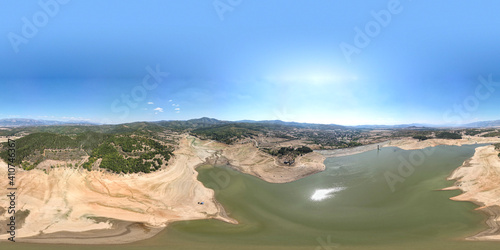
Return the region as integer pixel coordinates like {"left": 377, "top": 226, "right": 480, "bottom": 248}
{"left": 218, "top": 142, "right": 326, "bottom": 183}
{"left": 0, "top": 135, "right": 236, "bottom": 244}
{"left": 316, "top": 136, "right": 500, "bottom": 159}
{"left": 0, "top": 135, "right": 325, "bottom": 244}
{"left": 317, "top": 141, "right": 391, "bottom": 158}
{"left": 386, "top": 136, "right": 500, "bottom": 150}
{"left": 3, "top": 134, "right": 495, "bottom": 244}
{"left": 444, "top": 145, "right": 500, "bottom": 241}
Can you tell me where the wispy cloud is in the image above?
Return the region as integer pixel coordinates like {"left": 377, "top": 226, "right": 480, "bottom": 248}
{"left": 147, "top": 102, "right": 154, "bottom": 105}
{"left": 154, "top": 107, "right": 164, "bottom": 112}
{"left": 169, "top": 101, "right": 181, "bottom": 113}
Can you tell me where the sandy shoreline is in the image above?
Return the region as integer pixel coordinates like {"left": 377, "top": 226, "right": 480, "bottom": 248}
{"left": 15, "top": 220, "right": 165, "bottom": 244}
{"left": 316, "top": 136, "right": 500, "bottom": 158}
{"left": 0, "top": 135, "right": 237, "bottom": 244}
{"left": 1, "top": 134, "right": 499, "bottom": 244}
{"left": 318, "top": 136, "right": 500, "bottom": 241}
{"left": 317, "top": 141, "right": 391, "bottom": 158}
{"left": 218, "top": 142, "right": 326, "bottom": 183}
{"left": 444, "top": 145, "right": 500, "bottom": 241}
{"left": 385, "top": 136, "right": 500, "bottom": 150}
{"left": 0, "top": 134, "right": 325, "bottom": 244}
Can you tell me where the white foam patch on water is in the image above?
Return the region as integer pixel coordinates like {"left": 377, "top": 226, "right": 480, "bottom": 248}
{"left": 311, "top": 187, "right": 346, "bottom": 201}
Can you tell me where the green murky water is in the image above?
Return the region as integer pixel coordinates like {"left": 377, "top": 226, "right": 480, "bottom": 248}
{"left": 5, "top": 145, "right": 500, "bottom": 250}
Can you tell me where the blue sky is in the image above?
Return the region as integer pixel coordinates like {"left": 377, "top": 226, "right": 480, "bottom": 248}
{"left": 1, "top": 0, "right": 500, "bottom": 125}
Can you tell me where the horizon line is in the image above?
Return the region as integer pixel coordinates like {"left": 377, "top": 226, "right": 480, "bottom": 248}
{"left": 1, "top": 117, "right": 499, "bottom": 128}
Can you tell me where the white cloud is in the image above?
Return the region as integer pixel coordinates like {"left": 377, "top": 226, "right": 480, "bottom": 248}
{"left": 169, "top": 100, "right": 173, "bottom": 102}
{"left": 174, "top": 108, "right": 180, "bottom": 111}
{"left": 147, "top": 102, "right": 154, "bottom": 105}
{"left": 154, "top": 107, "right": 164, "bottom": 112}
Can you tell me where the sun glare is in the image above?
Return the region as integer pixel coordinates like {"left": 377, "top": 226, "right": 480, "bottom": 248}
{"left": 267, "top": 72, "right": 357, "bottom": 85}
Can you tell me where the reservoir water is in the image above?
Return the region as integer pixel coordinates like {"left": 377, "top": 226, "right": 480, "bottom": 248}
{"left": 5, "top": 145, "right": 500, "bottom": 250}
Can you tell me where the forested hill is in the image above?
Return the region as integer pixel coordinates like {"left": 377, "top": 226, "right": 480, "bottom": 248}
{"left": 0, "top": 131, "right": 173, "bottom": 174}
{"left": 0, "top": 118, "right": 355, "bottom": 173}
{"left": 1, "top": 118, "right": 491, "bottom": 173}
{"left": 0, "top": 117, "right": 345, "bottom": 137}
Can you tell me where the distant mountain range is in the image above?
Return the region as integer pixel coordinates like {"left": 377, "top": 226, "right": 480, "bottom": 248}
{"left": 353, "top": 121, "right": 500, "bottom": 129}
{"left": 462, "top": 120, "right": 500, "bottom": 128}
{"left": 350, "top": 123, "right": 436, "bottom": 129}
{"left": 236, "top": 119, "right": 346, "bottom": 130}
{"left": 0, "top": 118, "right": 98, "bottom": 127}
{"left": 153, "top": 117, "right": 346, "bottom": 130}
{"left": 2, "top": 117, "right": 500, "bottom": 129}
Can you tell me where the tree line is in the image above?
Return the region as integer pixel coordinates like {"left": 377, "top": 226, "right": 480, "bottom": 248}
{"left": 1, "top": 132, "right": 173, "bottom": 173}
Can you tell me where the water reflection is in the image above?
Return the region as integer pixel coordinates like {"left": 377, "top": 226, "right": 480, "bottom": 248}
{"left": 310, "top": 187, "right": 345, "bottom": 201}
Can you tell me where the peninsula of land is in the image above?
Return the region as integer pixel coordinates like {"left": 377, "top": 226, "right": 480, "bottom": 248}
{"left": 0, "top": 134, "right": 325, "bottom": 244}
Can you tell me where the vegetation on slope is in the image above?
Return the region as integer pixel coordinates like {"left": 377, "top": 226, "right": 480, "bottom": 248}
{"left": 265, "top": 146, "right": 313, "bottom": 157}
{"left": 462, "top": 129, "right": 496, "bottom": 136}
{"left": 391, "top": 129, "right": 434, "bottom": 138}
{"left": 494, "top": 143, "right": 500, "bottom": 158}
{"left": 0, "top": 132, "right": 92, "bottom": 166}
{"left": 1, "top": 118, "right": 363, "bottom": 149}
{"left": 261, "top": 146, "right": 314, "bottom": 165}
{"left": 190, "top": 124, "right": 263, "bottom": 144}
{"left": 412, "top": 135, "right": 429, "bottom": 141}
{"left": 1, "top": 131, "right": 173, "bottom": 173}
{"left": 482, "top": 131, "right": 500, "bottom": 138}
{"left": 435, "top": 132, "right": 462, "bottom": 139}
